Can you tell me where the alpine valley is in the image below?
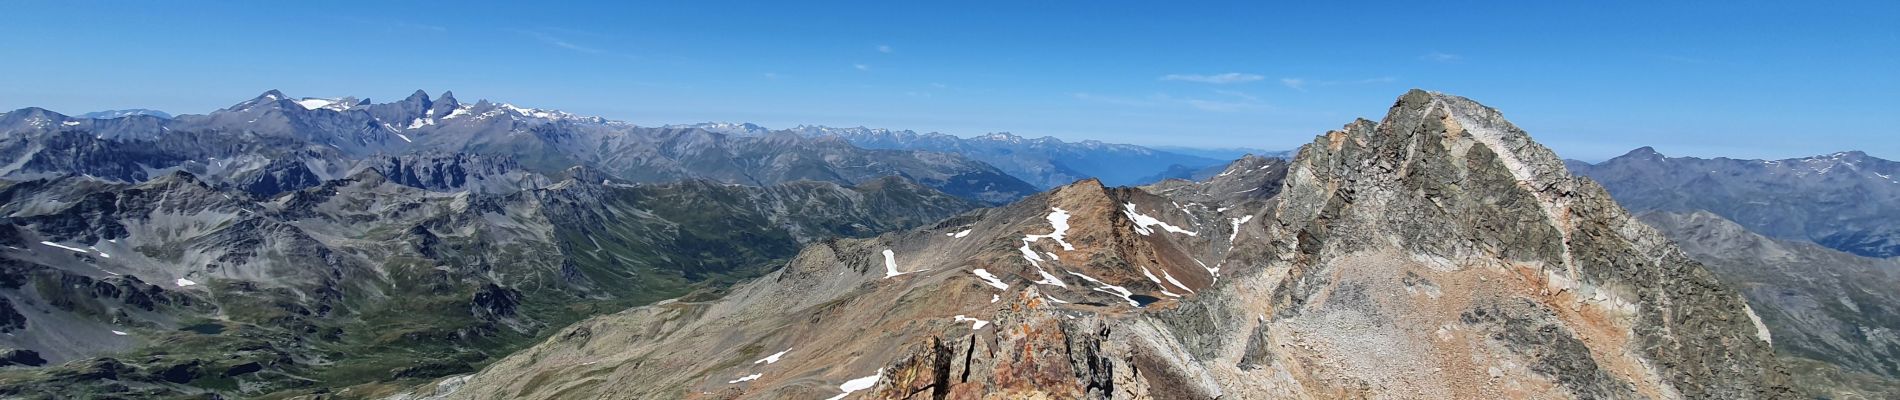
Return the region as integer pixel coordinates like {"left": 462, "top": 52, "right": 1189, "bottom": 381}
{"left": 0, "top": 89, "right": 1892, "bottom": 400}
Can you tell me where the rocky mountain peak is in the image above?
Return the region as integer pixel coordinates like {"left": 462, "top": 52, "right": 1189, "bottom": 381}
{"left": 225, "top": 89, "right": 290, "bottom": 111}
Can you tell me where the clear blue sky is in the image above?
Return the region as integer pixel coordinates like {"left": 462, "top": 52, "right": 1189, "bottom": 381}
{"left": 1, "top": 1, "right": 1894, "bottom": 161}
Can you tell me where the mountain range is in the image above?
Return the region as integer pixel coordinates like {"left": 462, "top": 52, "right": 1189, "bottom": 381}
{"left": 0, "top": 89, "right": 1894, "bottom": 399}
{"left": 387, "top": 91, "right": 1794, "bottom": 399}
{"left": 1570, "top": 148, "right": 1900, "bottom": 258}
{"left": 0, "top": 90, "right": 1040, "bottom": 204}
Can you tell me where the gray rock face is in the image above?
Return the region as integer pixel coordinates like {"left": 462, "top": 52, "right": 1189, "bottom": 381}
{"left": 407, "top": 90, "right": 1793, "bottom": 400}
{"left": 1637, "top": 210, "right": 1900, "bottom": 397}
{"left": 1572, "top": 147, "right": 1900, "bottom": 258}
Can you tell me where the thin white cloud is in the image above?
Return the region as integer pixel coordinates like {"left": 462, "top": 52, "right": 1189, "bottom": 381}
{"left": 1075, "top": 92, "right": 1269, "bottom": 113}
{"left": 1072, "top": 92, "right": 1157, "bottom": 107}
{"left": 1280, "top": 78, "right": 1307, "bottom": 91}
{"left": 1278, "top": 76, "right": 1398, "bottom": 91}
{"left": 877, "top": 44, "right": 893, "bottom": 53}
{"left": 1214, "top": 89, "right": 1260, "bottom": 102}
{"left": 515, "top": 29, "right": 619, "bottom": 56}
{"left": 1421, "top": 51, "right": 1461, "bottom": 63}
{"left": 854, "top": 63, "right": 870, "bottom": 71}
{"left": 1159, "top": 73, "right": 1264, "bottom": 84}
{"left": 764, "top": 72, "right": 779, "bottom": 79}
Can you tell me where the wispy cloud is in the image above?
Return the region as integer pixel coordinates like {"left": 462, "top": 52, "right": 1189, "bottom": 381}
{"left": 1214, "top": 89, "right": 1260, "bottom": 102}
{"left": 1420, "top": 51, "right": 1461, "bottom": 63}
{"left": 1280, "top": 78, "right": 1307, "bottom": 91}
{"left": 764, "top": 72, "right": 779, "bottom": 79}
{"left": 1074, "top": 91, "right": 1269, "bottom": 112}
{"left": 1159, "top": 72, "right": 1264, "bottom": 84}
{"left": 515, "top": 29, "right": 608, "bottom": 55}
{"left": 1279, "top": 76, "right": 1398, "bottom": 91}
{"left": 853, "top": 63, "right": 871, "bottom": 71}
{"left": 877, "top": 44, "right": 893, "bottom": 53}
{"left": 1072, "top": 92, "right": 1157, "bottom": 107}
{"left": 339, "top": 17, "right": 446, "bottom": 33}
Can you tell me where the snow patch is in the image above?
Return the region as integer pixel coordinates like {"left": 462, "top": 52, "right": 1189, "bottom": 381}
{"left": 111, "top": 330, "right": 128, "bottom": 336}
{"left": 395, "top": 133, "right": 413, "bottom": 143}
{"left": 61, "top": 121, "right": 80, "bottom": 126}
{"left": 755, "top": 348, "right": 791, "bottom": 364}
{"left": 972, "top": 269, "right": 1009, "bottom": 290}
{"left": 953, "top": 315, "right": 990, "bottom": 330}
{"left": 295, "top": 99, "right": 336, "bottom": 110}
{"left": 1024, "top": 208, "right": 1076, "bottom": 250}
{"left": 1122, "top": 203, "right": 1198, "bottom": 236}
{"left": 175, "top": 278, "right": 198, "bottom": 287}
{"left": 824, "top": 369, "right": 883, "bottom": 400}
{"left": 1228, "top": 215, "right": 1253, "bottom": 242}
{"left": 881, "top": 249, "right": 905, "bottom": 278}
{"left": 947, "top": 229, "right": 972, "bottom": 238}
{"left": 728, "top": 373, "right": 762, "bottom": 383}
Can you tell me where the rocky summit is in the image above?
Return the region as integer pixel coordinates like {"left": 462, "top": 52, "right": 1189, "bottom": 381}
{"left": 395, "top": 91, "right": 1793, "bottom": 399}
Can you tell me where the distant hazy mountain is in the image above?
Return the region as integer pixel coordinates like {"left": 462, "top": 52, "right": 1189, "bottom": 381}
{"left": 1570, "top": 147, "right": 1900, "bottom": 258}
{"left": 774, "top": 125, "right": 1231, "bottom": 188}
{"left": 1148, "top": 145, "right": 1291, "bottom": 161}
{"left": 79, "top": 109, "right": 171, "bottom": 119}
{"left": 0, "top": 90, "right": 1039, "bottom": 204}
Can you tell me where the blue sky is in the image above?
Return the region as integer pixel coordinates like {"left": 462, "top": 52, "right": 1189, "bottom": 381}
{"left": 1, "top": 1, "right": 1894, "bottom": 161}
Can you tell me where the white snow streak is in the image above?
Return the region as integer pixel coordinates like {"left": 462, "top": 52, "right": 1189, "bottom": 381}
{"left": 1069, "top": 271, "right": 1140, "bottom": 307}
{"left": 947, "top": 229, "right": 972, "bottom": 238}
{"left": 1122, "top": 203, "right": 1197, "bottom": 236}
{"left": 175, "top": 278, "right": 197, "bottom": 287}
{"left": 755, "top": 348, "right": 791, "bottom": 364}
{"left": 1141, "top": 266, "right": 1182, "bottom": 298}
{"left": 39, "top": 241, "right": 88, "bottom": 253}
{"left": 972, "top": 269, "right": 1009, "bottom": 290}
{"left": 728, "top": 373, "right": 762, "bottom": 383}
{"left": 1161, "top": 270, "right": 1194, "bottom": 293}
{"left": 111, "top": 330, "right": 128, "bottom": 336}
